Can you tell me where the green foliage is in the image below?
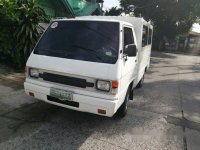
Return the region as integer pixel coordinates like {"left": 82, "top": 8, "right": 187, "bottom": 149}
{"left": 105, "top": 7, "right": 122, "bottom": 16}
{"left": 120, "top": 0, "right": 200, "bottom": 49}
{"left": 14, "top": 0, "right": 48, "bottom": 67}
{"left": 0, "top": 0, "right": 18, "bottom": 62}
{"left": 0, "top": 0, "right": 48, "bottom": 68}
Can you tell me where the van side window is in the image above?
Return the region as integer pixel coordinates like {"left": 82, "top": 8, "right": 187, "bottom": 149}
{"left": 148, "top": 28, "right": 153, "bottom": 44}
{"left": 142, "top": 26, "right": 148, "bottom": 47}
{"left": 123, "top": 27, "right": 134, "bottom": 47}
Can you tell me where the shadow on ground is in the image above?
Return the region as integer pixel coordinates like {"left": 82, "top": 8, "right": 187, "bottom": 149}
{"left": 151, "top": 51, "right": 177, "bottom": 59}
{"left": 0, "top": 96, "right": 183, "bottom": 149}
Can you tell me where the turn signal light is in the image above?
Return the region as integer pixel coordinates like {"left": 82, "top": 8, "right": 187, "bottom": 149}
{"left": 112, "top": 81, "right": 119, "bottom": 88}
{"left": 29, "top": 92, "right": 35, "bottom": 97}
{"left": 97, "top": 109, "right": 106, "bottom": 115}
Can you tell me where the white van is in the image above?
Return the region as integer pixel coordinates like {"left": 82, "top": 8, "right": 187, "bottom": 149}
{"left": 24, "top": 16, "right": 153, "bottom": 117}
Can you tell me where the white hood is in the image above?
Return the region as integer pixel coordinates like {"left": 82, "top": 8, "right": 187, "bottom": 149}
{"left": 27, "top": 54, "right": 121, "bottom": 81}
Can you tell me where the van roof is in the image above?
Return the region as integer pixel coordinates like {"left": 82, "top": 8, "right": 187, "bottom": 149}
{"left": 53, "top": 16, "right": 152, "bottom": 28}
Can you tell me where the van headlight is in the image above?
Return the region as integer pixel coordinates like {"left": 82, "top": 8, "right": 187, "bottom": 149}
{"left": 96, "top": 80, "right": 110, "bottom": 92}
{"left": 29, "top": 68, "right": 39, "bottom": 78}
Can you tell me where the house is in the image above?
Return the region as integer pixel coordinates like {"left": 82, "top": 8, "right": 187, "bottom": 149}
{"left": 186, "top": 31, "right": 200, "bottom": 53}
{"left": 177, "top": 31, "right": 200, "bottom": 55}
{"left": 35, "top": 0, "right": 104, "bottom": 18}
{"left": 166, "top": 30, "right": 200, "bottom": 55}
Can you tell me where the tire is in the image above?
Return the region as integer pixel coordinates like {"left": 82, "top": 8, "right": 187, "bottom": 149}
{"left": 116, "top": 87, "right": 130, "bottom": 118}
{"left": 129, "top": 88, "right": 134, "bottom": 100}
{"left": 136, "top": 74, "right": 144, "bottom": 88}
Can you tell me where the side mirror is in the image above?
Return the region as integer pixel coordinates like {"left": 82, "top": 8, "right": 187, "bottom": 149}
{"left": 124, "top": 44, "right": 137, "bottom": 57}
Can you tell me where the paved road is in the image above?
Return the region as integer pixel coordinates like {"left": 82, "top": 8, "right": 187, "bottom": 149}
{"left": 0, "top": 51, "right": 200, "bottom": 150}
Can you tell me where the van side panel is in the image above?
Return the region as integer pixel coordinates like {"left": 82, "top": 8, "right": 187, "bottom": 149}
{"left": 136, "top": 22, "right": 152, "bottom": 86}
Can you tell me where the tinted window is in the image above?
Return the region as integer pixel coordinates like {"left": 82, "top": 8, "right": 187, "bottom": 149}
{"left": 124, "top": 27, "right": 134, "bottom": 47}
{"left": 142, "top": 25, "right": 148, "bottom": 47}
{"left": 34, "top": 21, "right": 119, "bottom": 64}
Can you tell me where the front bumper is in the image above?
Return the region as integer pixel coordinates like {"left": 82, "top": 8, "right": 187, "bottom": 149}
{"left": 24, "top": 82, "right": 119, "bottom": 117}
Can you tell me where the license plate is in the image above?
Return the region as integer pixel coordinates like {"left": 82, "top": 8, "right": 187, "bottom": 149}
{"left": 50, "top": 88, "right": 73, "bottom": 101}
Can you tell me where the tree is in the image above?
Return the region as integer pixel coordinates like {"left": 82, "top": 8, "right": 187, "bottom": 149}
{"left": 0, "top": 0, "right": 48, "bottom": 68}
{"left": 120, "top": 0, "right": 200, "bottom": 50}
{"left": 0, "top": 0, "right": 18, "bottom": 62}
{"left": 105, "top": 7, "right": 122, "bottom": 16}
{"left": 14, "top": 0, "right": 48, "bottom": 67}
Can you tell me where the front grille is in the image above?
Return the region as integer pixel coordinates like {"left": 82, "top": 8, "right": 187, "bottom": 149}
{"left": 47, "top": 96, "right": 79, "bottom": 108}
{"left": 40, "top": 72, "right": 94, "bottom": 88}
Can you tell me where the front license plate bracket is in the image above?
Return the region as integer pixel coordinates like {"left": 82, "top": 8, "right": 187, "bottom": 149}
{"left": 50, "top": 88, "right": 73, "bottom": 101}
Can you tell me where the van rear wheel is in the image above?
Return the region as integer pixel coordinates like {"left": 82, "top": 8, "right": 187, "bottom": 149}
{"left": 136, "top": 74, "right": 144, "bottom": 88}
{"left": 116, "top": 87, "right": 130, "bottom": 118}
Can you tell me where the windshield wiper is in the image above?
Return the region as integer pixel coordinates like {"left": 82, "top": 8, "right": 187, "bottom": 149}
{"left": 72, "top": 45, "right": 103, "bottom": 61}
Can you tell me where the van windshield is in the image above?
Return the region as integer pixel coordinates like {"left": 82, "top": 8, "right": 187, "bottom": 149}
{"left": 34, "top": 21, "right": 119, "bottom": 64}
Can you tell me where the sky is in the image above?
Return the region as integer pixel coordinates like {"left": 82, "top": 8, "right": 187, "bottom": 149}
{"left": 103, "top": 0, "right": 120, "bottom": 10}
{"left": 192, "top": 23, "right": 200, "bottom": 33}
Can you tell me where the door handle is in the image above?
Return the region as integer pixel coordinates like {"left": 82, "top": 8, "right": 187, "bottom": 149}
{"left": 135, "top": 59, "right": 137, "bottom": 62}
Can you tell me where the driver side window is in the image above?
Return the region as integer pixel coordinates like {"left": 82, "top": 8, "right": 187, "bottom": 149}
{"left": 123, "top": 27, "right": 134, "bottom": 48}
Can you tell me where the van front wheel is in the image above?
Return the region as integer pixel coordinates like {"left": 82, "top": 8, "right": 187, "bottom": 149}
{"left": 116, "top": 87, "right": 130, "bottom": 118}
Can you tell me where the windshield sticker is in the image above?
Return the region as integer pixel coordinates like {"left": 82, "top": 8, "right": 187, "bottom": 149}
{"left": 51, "top": 22, "right": 58, "bottom": 29}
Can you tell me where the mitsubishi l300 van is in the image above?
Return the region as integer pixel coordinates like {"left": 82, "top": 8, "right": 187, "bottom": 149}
{"left": 24, "top": 16, "right": 153, "bottom": 117}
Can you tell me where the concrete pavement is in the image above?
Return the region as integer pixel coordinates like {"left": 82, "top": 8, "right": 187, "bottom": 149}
{"left": 0, "top": 51, "right": 200, "bottom": 150}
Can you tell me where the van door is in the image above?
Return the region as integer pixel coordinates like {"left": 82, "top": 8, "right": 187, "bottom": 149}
{"left": 121, "top": 26, "right": 138, "bottom": 91}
